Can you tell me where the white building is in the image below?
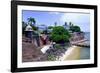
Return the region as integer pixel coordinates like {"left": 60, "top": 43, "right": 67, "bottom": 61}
{"left": 25, "top": 24, "right": 33, "bottom": 31}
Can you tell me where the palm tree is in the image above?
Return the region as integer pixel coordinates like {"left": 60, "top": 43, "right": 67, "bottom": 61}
{"left": 69, "top": 22, "right": 74, "bottom": 26}
{"left": 54, "top": 22, "right": 57, "bottom": 26}
{"left": 27, "top": 17, "right": 36, "bottom": 26}
{"left": 64, "top": 22, "right": 67, "bottom": 26}
{"left": 69, "top": 22, "right": 72, "bottom": 26}
{"left": 27, "top": 17, "right": 38, "bottom": 30}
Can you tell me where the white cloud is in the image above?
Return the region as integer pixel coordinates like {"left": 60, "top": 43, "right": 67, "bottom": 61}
{"left": 60, "top": 13, "right": 90, "bottom": 32}
{"left": 48, "top": 12, "right": 60, "bottom": 15}
{"left": 61, "top": 13, "right": 89, "bottom": 23}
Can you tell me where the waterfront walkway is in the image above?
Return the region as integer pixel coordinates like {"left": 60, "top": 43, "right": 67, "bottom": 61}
{"left": 70, "top": 39, "right": 90, "bottom": 48}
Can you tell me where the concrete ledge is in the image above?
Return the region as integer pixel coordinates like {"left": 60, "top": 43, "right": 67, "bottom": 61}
{"left": 41, "top": 45, "right": 52, "bottom": 54}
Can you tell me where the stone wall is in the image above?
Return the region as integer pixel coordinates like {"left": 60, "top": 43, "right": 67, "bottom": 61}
{"left": 70, "top": 32, "right": 84, "bottom": 43}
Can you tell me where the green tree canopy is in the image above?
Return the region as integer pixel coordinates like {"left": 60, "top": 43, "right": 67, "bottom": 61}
{"left": 32, "top": 26, "right": 38, "bottom": 30}
{"left": 48, "top": 26, "right": 53, "bottom": 29}
{"left": 27, "top": 17, "right": 36, "bottom": 25}
{"left": 51, "top": 26, "right": 71, "bottom": 43}
{"left": 27, "top": 17, "right": 38, "bottom": 30}
{"left": 70, "top": 25, "right": 81, "bottom": 32}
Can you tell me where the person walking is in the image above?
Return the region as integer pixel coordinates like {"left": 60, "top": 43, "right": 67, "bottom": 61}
{"left": 40, "top": 33, "right": 48, "bottom": 45}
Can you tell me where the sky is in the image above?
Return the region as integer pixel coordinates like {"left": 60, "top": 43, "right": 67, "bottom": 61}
{"left": 22, "top": 10, "right": 90, "bottom": 32}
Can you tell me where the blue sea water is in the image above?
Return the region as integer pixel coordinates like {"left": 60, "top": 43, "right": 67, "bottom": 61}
{"left": 85, "top": 32, "right": 90, "bottom": 41}
{"left": 80, "top": 32, "right": 90, "bottom": 59}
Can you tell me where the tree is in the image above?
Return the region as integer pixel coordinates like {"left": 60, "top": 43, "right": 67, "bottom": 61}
{"left": 32, "top": 26, "right": 38, "bottom": 30}
{"left": 70, "top": 25, "right": 81, "bottom": 32}
{"left": 27, "top": 17, "right": 36, "bottom": 26}
{"left": 22, "top": 21, "right": 27, "bottom": 34}
{"left": 48, "top": 26, "right": 53, "bottom": 29}
{"left": 51, "top": 26, "right": 71, "bottom": 43}
{"left": 64, "top": 22, "right": 67, "bottom": 26}
{"left": 69, "top": 22, "right": 74, "bottom": 27}
{"left": 43, "top": 29, "right": 48, "bottom": 34}
{"left": 54, "top": 22, "right": 57, "bottom": 26}
{"left": 27, "top": 17, "right": 38, "bottom": 30}
{"left": 69, "top": 22, "right": 72, "bottom": 26}
{"left": 69, "top": 22, "right": 81, "bottom": 32}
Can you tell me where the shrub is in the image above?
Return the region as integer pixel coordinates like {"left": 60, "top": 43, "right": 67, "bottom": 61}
{"left": 55, "top": 44, "right": 62, "bottom": 49}
{"left": 47, "top": 55, "right": 56, "bottom": 61}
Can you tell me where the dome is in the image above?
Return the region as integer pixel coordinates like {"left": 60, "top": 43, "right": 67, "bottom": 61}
{"left": 25, "top": 25, "right": 33, "bottom": 31}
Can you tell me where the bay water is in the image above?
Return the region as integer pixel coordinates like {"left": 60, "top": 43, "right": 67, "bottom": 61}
{"left": 80, "top": 32, "right": 90, "bottom": 59}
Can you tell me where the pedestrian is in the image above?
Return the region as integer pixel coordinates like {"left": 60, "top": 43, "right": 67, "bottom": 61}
{"left": 40, "top": 33, "right": 48, "bottom": 45}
